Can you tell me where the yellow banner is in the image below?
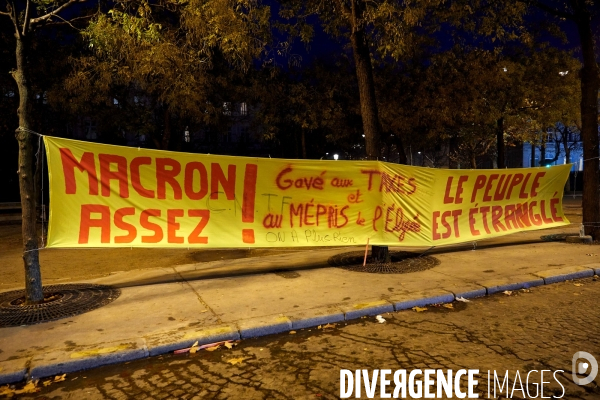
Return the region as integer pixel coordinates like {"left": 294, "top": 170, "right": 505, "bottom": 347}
{"left": 44, "top": 137, "right": 570, "bottom": 248}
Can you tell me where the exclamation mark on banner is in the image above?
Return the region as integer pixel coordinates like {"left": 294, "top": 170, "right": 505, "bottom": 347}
{"left": 242, "top": 164, "right": 258, "bottom": 244}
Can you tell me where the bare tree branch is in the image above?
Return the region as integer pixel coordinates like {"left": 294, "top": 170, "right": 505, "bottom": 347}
{"left": 30, "top": 0, "right": 86, "bottom": 26}
{"left": 46, "top": 12, "right": 95, "bottom": 29}
{"left": 6, "top": 0, "right": 22, "bottom": 38}
{"left": 22, "top": 0, "right": 31, "bottom": 35}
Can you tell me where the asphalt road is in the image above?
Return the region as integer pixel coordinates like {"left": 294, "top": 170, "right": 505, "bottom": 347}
{"left": 6, "top": 275, "right": 600, "bottom": 400}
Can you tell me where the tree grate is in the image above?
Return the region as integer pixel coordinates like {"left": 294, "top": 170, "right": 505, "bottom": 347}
{"left": 328, "top": 251, "right": 440, "bottom": 274}
{"left": 0, "top": 284, "right": 120, "bottom": 328}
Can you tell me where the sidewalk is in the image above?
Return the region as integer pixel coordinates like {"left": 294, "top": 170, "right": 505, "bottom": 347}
{"left": 1, "top": 223, "right": 599, "bottom": 385}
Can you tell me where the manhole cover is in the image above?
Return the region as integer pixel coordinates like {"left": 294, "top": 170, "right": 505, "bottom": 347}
{"left": 540, "top": 233, "right": 579, "bottom": 242}
{"left": 328, "top": 251, "right": 440, "bottom": 274}
{"left": 0, "top": 284, "right": 120, "bottom": 328}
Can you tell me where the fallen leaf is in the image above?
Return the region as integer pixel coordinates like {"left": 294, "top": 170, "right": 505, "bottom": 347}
{"left": 224, "top": 342, "right": 235, "bottom": 349}
{"left": 574, "top": 283, "right": 583, "bottom": 287}
{"left": 227, "top": 357, "right": 249, "bottom": 365}
{"left": 412, "top": 306, "right": 427, "bottom": 312}
{"left": 289, "top": 331, "right": 297, "bottom": 335}
{"left": 189, "top": 341, "right": 200, "bottom": 354}
{"left": 205, "top": 345, "right": 221, "bottom": 352}
{"left": 14, "top": 381, "right": 40, "bottom": 395}
{"left": 376, "top": 315, "right": 386, "bottom": 323}
{"left": 323, "top": 324, "right": 336, "bottom": 329}
{"left": 317, "top": 325, "right": 322, "bottom": 329}
{"left": 456, "top": 297, "right": 470, "bottom": 303}
{"left": 443, "top": 304, "right": 454, "bottom": 309}
{"left": 54, "top": 374, "right": 66, "bottom": 383}
{"left": 503, "top": 291, "right": 513, "bottom": 296}
{"left": 43, "top": 380, "right": 52, "bottom": 387}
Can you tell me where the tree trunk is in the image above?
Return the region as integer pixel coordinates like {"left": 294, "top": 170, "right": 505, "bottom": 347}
{"left": 395, "top": 134, "right": 408, "bottom": 164}
{"left": 371, "top": 245, "right": 390, "bottom": 263}
{"left": 573, "top": 1, "right": 600, "bottom": 239}
{"left": 496, "top": 117, "right": 505, "bottom": 168}
{"left": 470, "top": 152, "right": 477, "bottom": 169}
{"left": 14, "top": 35, "right": 43, "bottom": 304}
{"left": 530, "top": 144, "right": 536, "bottom": 167}
{"left": 350, "top": 1, "right": 381, "bottom": 159}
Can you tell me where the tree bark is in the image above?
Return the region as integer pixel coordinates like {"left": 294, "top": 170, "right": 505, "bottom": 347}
{"left": 395, "top": 134, "right": 408, "bottom": 164}
{"left": 573, "top": 0, "right": 600, "bottom": 239}
{"left": 14, "top": 35, "right": 43, "bottom": 304}
{"left": 496, "top": 117, "right": 505, "bottom": 168}
{"left": 371, "top": 245, "right": 390, "bottom": 263}
{"left": 350, "top": 1, "right": 381, "bottom": 159}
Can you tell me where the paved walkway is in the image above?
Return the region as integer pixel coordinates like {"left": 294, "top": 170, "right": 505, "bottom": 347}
{"left": 1, "top": 217, "right": 599, "bottom": 385}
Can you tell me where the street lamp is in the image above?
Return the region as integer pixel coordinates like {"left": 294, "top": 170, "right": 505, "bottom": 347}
{"left": 333, "top": 154, "right": 339, "bottom": 160}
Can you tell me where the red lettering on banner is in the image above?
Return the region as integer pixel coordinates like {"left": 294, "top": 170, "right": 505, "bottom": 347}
{"left": 373, "top": 206, "right": 383, "bottom": 231}
{"left": 540, "top": 200, "right": 554, "bottom": 223}
{"left": 156, "top": 158, "right": 182, "bottom": 200}
{"left": 275, "top": 166, "right": 325, "bottom": 190}
{"left": 211, "top": 163, "right": 236, "bottom": 200}
{"left": 114, "top": 207, "right": 136, "bottom": 243}
{"left": 99, "top": 154, "right": 129, "bottom": 198}
{"left": 514, "top": 203, "right": 531, "bottom": 227}
{"left": 79, "top": 204, "right": 110, "bottom": 243}
{"left": 242, "top": 164, "right": 258, "bottom": 222}
{"left": 140, "top": 209, "right": 163, "bottom": 243}
{"left": 167, "top": 209, "right": 184, "bottom": 243}
{"left": 483, "top": 174, "right": 499, "bottom": 202}
{"left": 184, "top": 162, "right": 208, "bottom": 200}
{"left": 530, "top": 172, "right": 546, "bottom": 197}
{"left": 506, "top": 173, "right": 524, "bottom": 199}
{"left": 470, "top": 175, "right": 487, "bottom": 202}
{"left": 188, "top": 209, "right": 210, "bottom": 243}
{"left": 491, "top": 206, "right": 507, "bottom": 232}
{"left": 432, "top": 210, "right": 462, "bottom": 240}
{"left": 60, "top": 148, "right": 98, "bottom": 195}
{"left": 493, "top": 174, "right": 511, "bottom": 201}
{"left": 518, "top": 173, "right": 532, "bottom": 199}
{"left": 479, "top": 206, "right": 491, "bottom": 234}
{"left": 469, "top": 208, "right": 480, "bottom": 236}
{"left": 504, "top": 205, "right": 519, "bottom": 230}
{"left": 443, "top": 177, "right": 455, "bottom": 204}
{"left": 131, "top": 157, "right": 155, "bottom": 198}
{"left": 444, "top": 176, "right": 469, "bottom": 204}
{"left": 550, "top": 198, "right": 563, "bottom": 222}
{"left": 528, "top": 201, "right": 542, "bottom": 226}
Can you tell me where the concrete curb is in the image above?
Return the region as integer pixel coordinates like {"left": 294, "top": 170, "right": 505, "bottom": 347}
{"left": 453, "top": 288, "right": 487, "bottom": 299}
{"left": 145, "top": 324, "right": 240, "bottom": 356}
{"left": 288, "top": 306, "right": 345, "bottom": 330}
{"left": 0, "top": 359, "right": 27, "bottom": 385}
{"left": 237, "top": 315, "right": 292, "bottom": 339}
{"left": 2, "top": 268, "right": 599, "bottom": 384}
{"left": 534, "top": 268, "right": 595, "bottom": 284}
{"left": 392, "top": 291, "right": 455, "bottom": 311}
{"left": 340, "top": 300, "right": 394, "bottom": 319}
{"left": 28, "top": 339, "right": 148, "bottom": 381}
{"left": 485, "top": 279, "right": 545, "bottom": 295}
